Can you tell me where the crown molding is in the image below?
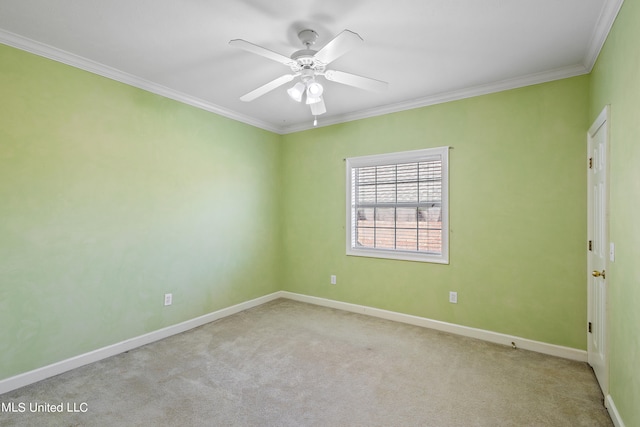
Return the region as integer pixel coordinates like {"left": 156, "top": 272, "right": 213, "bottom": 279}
{"left": 1, "top": 0, "right": 623, "bottom": 136}
{"left": 282, "top": 0, "right": 624, "bottom": 134}
{"left": 281, "top": 63, "right": 589, "bottom": 134}
{"left": 0, "top": 29, "right": 281, "bottom": 134}
{"left": 583, "top": 0, "right": 624, "bottom": 71}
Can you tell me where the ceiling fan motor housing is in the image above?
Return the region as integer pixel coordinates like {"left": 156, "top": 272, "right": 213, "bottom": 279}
{"left": 290, "top": 49, "right": 324, "bottom": 73}
{"left": 289, "top": 29, "right": 325, "bottom": 73}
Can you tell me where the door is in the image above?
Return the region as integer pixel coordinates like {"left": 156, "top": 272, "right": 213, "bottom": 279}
{"left": 587, "top": 105, "right": 610, "bottom": 396}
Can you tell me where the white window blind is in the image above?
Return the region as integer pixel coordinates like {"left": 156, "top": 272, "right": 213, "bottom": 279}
{"left": 346, "top": 147, "right": 449, "bottom": 263}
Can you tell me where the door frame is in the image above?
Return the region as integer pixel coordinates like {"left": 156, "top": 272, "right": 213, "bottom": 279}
{"left": 587, "top": 104, "right": 610, "bottom": 397}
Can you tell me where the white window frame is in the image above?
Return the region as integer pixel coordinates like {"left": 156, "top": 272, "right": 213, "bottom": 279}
{"left": 346, "top": 147, "right": 449, "bottom": 264}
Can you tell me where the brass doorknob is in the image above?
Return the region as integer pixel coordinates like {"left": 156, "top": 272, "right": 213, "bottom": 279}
{"left": 592, "top": 270, "right": 606, "bottom": 279}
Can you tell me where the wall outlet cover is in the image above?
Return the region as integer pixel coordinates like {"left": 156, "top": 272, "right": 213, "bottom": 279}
{"left": 449, "top": 291, "right": 458, "bottom": 304}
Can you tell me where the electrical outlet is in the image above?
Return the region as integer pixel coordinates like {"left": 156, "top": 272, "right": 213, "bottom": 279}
{"left": 449, "top": 291, "right": 458, "bottom": 304}
{"left": 330, "top": 275, "right": 337, "bottom": 285}
{"left": 164, "top": 293, "right": 172, "bottom": 306}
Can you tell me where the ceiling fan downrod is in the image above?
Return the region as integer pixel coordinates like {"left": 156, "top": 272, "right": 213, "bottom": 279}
{"left": 298, "top": 29, "right": 318, "bottom": 48}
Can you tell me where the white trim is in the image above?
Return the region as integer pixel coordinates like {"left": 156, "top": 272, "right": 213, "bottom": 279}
{"left": 588, "top": 103, "right": 611, "bottom": 135}
{"left": 0, "top": 290, "right": 591, "bottom": 395}
{"left": 0, "top": 292, "right": 281, "bottom": 395}
{"left": 280, "top": 291, "right": 588, "bottom": 362}
{"left": 587, "top": 104, "right": 611, "bottom": 397}
{"left": 283, "top": 0, "right": 625, "bottom": 135}
{"left": 1, "top": 18, "right": 615, "bottom": 136}
{"left": 606, "top": 394, "right": 626, "bottom": 427}
{"left": 0, "top": 29, "right": 281, "bottom": 134}
{"left": 583, "top": 0, "right": 625, "bottom": 71}
{"left": 281, "top": 64, "right": 589, "bottom": 134}
{"left": 345, "top": 147, "right": 449, "bottom": 264}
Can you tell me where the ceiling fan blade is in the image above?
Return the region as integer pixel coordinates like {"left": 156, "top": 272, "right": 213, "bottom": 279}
{"left": 324, "top": 70, "right": 388, "bottom": 92}
{"left": 240, "top": 74, "right": 296, "bottom": 102}
{"left": 229, "top": 39, "right": 295, "bottom": 66}
{"left": 314, "top": 30, "right": 363, "bottom": 65}
{"left": 310, "top": 97, "right": 326, "bottom": 115}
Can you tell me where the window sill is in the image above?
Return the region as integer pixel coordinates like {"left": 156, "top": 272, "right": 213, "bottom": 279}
{"left": 346, "top": 247, "right": 449, "bottom": 264}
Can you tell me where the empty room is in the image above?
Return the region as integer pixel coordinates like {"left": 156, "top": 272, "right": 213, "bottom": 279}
{"left": 0, "top": 1, "right": 638, "bottom": 426}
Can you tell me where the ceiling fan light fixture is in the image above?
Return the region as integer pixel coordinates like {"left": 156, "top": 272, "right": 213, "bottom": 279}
{"left": 305, "top": 80, "right": 323, "bottom": 104}
{"left": 306, "top": 81, "right": 323, "bottom": 97}
{"left": 305, "top": 94, "right": 322, "bottom": 105}
{"left": 310, "top": 97, "right": 327, "bottom": 116}
{"left": 287, "top": 82, "right": 306, "bottom": 102}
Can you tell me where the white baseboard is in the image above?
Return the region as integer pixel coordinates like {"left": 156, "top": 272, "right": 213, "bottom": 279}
{"left": 1, "top": 290, "right": 589, "bottom": 396}
{"left": 279, "top": 291, "right": 588, "bottom": 362}
{"left": 0, "top": 292, "right": 281, "bottom": 395}
{"left": 606, "top": 394, "right": 626, "bottom": 427}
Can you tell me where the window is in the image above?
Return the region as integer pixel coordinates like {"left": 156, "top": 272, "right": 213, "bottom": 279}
{"left": 346, "top": 147, "right": 449, "bottom": 263}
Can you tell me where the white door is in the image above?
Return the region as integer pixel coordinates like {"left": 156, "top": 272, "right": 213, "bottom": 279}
{"left": 587, "top": 105, "right": 610, "bottom": 396}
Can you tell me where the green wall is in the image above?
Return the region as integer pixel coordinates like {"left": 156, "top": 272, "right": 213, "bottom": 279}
{"left": 281, "top": 76, "right": 589, "bottom": 349}
{"left": 0, "top": 44, "right": 282, "bottom": 380}
{"left": 5, "top": 12, "right": 637, "bottom": 422}
{"left": 589, "top": 0, "right": 640, "bottom": 424}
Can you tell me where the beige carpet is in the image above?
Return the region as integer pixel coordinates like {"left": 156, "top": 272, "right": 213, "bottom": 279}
{"left": 0, "top": 299, "right": 612, "bottom": 426}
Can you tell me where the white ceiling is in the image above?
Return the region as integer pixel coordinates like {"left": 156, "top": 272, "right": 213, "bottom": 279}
{"left": 0, "top": 0, "right": 623, "bottom": 133}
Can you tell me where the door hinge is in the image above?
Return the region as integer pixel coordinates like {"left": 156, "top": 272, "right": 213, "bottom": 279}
{"left": 589, "top": 157, "right": 593, "bottom": 169}
{"left": 588, "top": 322, "right": 592, "bottom": 333}
{"left": 588, "top": 240, "right": 593, "bottom": 251}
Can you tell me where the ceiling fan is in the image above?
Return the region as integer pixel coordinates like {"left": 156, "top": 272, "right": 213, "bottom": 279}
{"left": 229, "top": 29, "right": 388, "bottom": 118}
